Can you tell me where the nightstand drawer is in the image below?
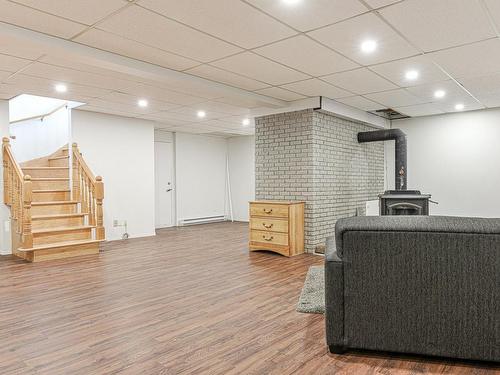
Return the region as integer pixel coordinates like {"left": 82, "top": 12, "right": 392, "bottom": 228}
{"left": 250, "top": 218, "right": 288, "bottom": 233}
{"left": 250, "top": 230, "right": 289, "bottom": 246}
{"left": 250, "top": 203, "right": 288, "bottom": 218}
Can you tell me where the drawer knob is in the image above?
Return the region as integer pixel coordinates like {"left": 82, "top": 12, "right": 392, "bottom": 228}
{"left": 263, "top": 208, "right": 273, "bottom": 214}
{"left": 262, "top": 235, "right": 274, "bottom": 241}
{"left": 262, "top": 223, "right": 273, "bottom": 229}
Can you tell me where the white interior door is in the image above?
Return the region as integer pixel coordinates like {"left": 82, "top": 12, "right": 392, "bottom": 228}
{"left": 155, "top": 141, "right": 174, "bottom": 228}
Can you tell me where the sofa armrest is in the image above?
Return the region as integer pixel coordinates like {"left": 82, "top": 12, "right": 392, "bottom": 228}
{"left": 325, "top": 237, "right": 344, "bottom": 347}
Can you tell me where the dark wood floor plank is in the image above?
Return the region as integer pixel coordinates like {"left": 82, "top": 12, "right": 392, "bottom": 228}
{"left": 0, "top": 222, "right": 498, "bottom": 374}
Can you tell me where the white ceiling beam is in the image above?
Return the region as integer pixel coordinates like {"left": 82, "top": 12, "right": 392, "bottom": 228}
{"left": 0, "top": 21, "right": 287, "bottom": 108}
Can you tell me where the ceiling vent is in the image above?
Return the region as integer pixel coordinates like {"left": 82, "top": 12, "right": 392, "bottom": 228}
{"left": 368, "top": 108, "right": 410, "bottom": 120}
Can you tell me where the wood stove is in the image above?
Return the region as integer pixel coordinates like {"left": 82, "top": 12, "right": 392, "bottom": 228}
{"left": 358, "top": 129, "right": 432, "bottom": 216}
{"left": 379, "top": 190, "right": 431, "bottom": 216}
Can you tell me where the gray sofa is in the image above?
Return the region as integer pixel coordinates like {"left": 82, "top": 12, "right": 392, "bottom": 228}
{"left": 325, "top": 216, "right": 500, "bottom": 362}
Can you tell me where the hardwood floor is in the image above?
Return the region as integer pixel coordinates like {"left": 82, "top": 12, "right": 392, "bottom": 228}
{"left": 0, "top": 222, "right": 498, "bottom": 375}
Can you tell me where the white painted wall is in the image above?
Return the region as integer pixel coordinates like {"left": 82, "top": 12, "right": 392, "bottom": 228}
{"left": 0, "top": 100, "right": 11, "bottom": 255}
{"left": 175, "top": 133, "right": 228, "bottom": 222}
{"left": 227, "top": 136, "right": 255, "bottom": 221}
{"left": 72, "top": 110, "right": 156, "bottom": 240}
{"left": 387, "top": 108, "right": 500, "bottom": 217}
{"left": 10, "top": 106, "right": 70, "bottom": 162}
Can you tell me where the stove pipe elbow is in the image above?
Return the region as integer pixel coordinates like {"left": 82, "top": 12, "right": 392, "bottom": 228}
{"left": 358, "top": 129, "right": 407, "bottom": 190}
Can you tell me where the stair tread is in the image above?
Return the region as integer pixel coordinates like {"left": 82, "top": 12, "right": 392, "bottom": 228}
{"left": 32, "top": 200, "right": 78, "bottom": 206}
{"left": 18, "top": 239, "right": 103, "bottom": 252}
{"left": 49, "top": 155, "right": 69, "bottom": 160}
{"left": 32, "top": 225, "right": 95, "bottom": 234}
{"left": 33, "top": 189, "right": 70, "bottom": 193}
{"left": 32, "top": 213, "right": 87, "bottom": 220}
{"left": 22, "top": 167, "right": 69, "bottom": 170}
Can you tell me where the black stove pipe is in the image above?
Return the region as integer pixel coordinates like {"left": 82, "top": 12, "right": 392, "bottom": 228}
{"left": 357, "top": 129, "right": 407, "bottom": 190}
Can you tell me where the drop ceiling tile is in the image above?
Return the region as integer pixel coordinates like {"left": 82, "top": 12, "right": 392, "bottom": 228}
{"left": 370, "top": 55, "right": 450, "bottom": 88}
{"left": 145, "top": 111, "right": 199, "bottom": 123}
{"left": 475, "top": 92, "right": 500, "bottom": 108}
{"left": 0, "top": 34, "right": 46, "bottom": 60}
{"left": 200, "top": 119, "right": 250, "bottom": 130}
{"left": 380, "top": 0, "right": 495, "bottom": 52}
{"left": 120, "top": 83, "right": 207, "bottom": 106}
{"left": 138, "top": 0, "right": 296, "bottom": 49}
{"left": 438, "top": 98, "right": 484, "bottom": 113}
{"left": 194, "top": 101, "right": 251, "bottom": 115}
{"left": 95, "top": 92, "right": 180, "bottom": 111}
{"left": 85, "top": 98, "right": 159, "bottom": 115}
{"left": 218, "top": 116, "right": 255, "bottom": 127}
{"left": 254, "top": 35, "right": 359, "bottom": 76}
{"left": 20, "top": 62, "right": 136, "bottom": 91}
{"left": 484, "top": 0, "right": 500, "bottom": 32}
{"left": 394, "top": 103, "right": 445, "bottom": 117}
{"left": 97, "top": 5, "right": 242, "bottom": 62}
{"left": 215, "top": 95, "right": 264, "bottom": 109}
{"left": 79, "top": 105, "right": 141, "bottom": 119}
{"left": 211, "top": 52, "right": 310, "bottom": 86}
{"left": 364, "top": 0, "right": 400, "bottom": 8}
{"left": 0, "top": 54, "right": 32, "bottom": 73}
{"left": 322, "top": 68, "right": 398, "bottom": 94}
{"left": 308, "top": 13, "right": 419, "bottom": 65}
{"left": 365, "top": 88, "right": 427, "bottom": 107}
{"left": 406, "top": 80, "right": 471, "bottom": 102}
{"left": 185, "top": 65, "right": 269, "bottom": 91}
{"left": 0, "top": 0, "right": 87, "bottom": 39}
{"left": 254, "top": 87, "right": 305, "bottom": 101}
{"left": 428, "top": 39, "right": 500, "bottom": 78}
{"left": 170, "top": 106, "right": 229, "bottom": 121}
{"left": 4, "top": 73, "right": 112, "bottom": 98}
{"left": 335, "top": 95, "right": 385, "bottom": 111}
{"left": 281, "top": 78, "right": 352, "bottom": 99}
{"left": 10, "top": 0, "right": 126, "bottom": 25}
{"left": 75, "top": 29, "right": 199, "bottom": 71}
{"left": 458, "top": 74, "right": 500, "bottom": 97}
{"left": 39, "top": 55, "right": 147, "bottom": 83}
{"left": 246, "top": 0, "right": 369, "bottom": 32}
{"left": 0, "top": 71, "right": 13, "bottom": 81}
{"left": 170, "top": 124, "right": 226, "bottom": 134}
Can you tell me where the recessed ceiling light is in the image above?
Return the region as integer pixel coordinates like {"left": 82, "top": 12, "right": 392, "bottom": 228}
{"left": 138, "top": 99, "right": 148, "bottom": 107}
{"left": 282, "top": 0, "right": 301, "bottom": 5}
{"left": 405, "top": 70, "right": 419, "bottom": 81}
{"left": 434, "top": 90, "right": 446, "bottom": 99}
{"left": 242, "top": 118, "right": 250, "bottom": 126}
{"left": 455, "top": 103, "right": 464, "bottom": 111}
{"left": 55, "top": 84, "right": 67, "bottom": 93}
{"left": 197, "top": 110, "right": 206, "bottom": 118}
{"left": 361, "top": 39, "right": 377, "bottom": 54}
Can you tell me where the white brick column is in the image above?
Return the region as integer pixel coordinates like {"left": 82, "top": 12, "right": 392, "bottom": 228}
{"left": 255, "top": 109, "right": 385, "bottom": 253}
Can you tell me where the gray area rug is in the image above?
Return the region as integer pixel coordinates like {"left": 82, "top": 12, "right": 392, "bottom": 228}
{"left": 296, "top": 265, "right": 325, "bottom": 314}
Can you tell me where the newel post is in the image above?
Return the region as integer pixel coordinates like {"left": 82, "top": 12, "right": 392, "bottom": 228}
{"left": 72, "top": 143, "right": 79, "bottom": 202}
{"left": 22, "top": 175, "right": 33, "bottom": 249}
{"left": 95, "top": 176, "right": 105, "bottom": 240}
{"left": 2, "top": 137, "right": 9, "bottom": 205}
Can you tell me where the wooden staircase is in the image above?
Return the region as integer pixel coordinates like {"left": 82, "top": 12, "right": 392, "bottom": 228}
{"left": 2, "top": 138, "right": 105, "bottom": 262}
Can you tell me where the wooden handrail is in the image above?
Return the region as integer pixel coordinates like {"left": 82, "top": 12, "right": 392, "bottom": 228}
{"left": 2, "top": 137, "right": 33, "bottom": 248}
{"left": 72, "top": 143, "right": 105, "bottom": 240}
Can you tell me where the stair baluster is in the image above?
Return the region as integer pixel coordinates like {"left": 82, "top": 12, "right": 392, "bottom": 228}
{"left": 2, "top": 137, "right": 34, "bottom": 253}
{"left": 71, "top": 143, "right": 105, "bottom": 241}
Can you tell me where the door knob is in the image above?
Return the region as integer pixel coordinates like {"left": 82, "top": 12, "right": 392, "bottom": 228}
{"left": 166, "top": 188, "right": 172, "bottom": 192}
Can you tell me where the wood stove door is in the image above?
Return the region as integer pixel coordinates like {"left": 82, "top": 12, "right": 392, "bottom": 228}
{"left": 387, "top": 202, "right": 422, "bottom": 215}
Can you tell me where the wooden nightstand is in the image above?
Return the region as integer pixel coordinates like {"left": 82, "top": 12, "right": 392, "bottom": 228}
{"left": 249, "top": 201, "right": 305, "bottom": 257}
